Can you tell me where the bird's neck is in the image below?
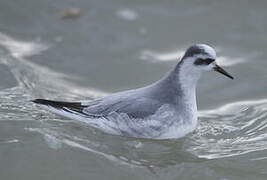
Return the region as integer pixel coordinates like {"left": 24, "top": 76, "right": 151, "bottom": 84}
{"left": 177, "top": 67, "right": 198, "bottom": 110}
{"left": 175, "top": 61, "right": 202, "bottom": 90}
{"left": 174, "top": 62, "right": 199, "bottom": 124}
{"left": 152, "top": 60, "right": 201, "bottom": 106}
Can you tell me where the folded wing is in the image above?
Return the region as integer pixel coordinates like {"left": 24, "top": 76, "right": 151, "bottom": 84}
{"left": 33, "top": 95, "right": 162, "bottom": 119}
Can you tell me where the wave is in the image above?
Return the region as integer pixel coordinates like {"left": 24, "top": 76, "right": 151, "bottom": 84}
{"left": 0, "top": 32, "right": 106, "bottom": 100}
{"left": 187, "top": 99, "right": 267, "bottom": 159}
{"left": 1, "top": 32, "right": 267, "bottom": 170}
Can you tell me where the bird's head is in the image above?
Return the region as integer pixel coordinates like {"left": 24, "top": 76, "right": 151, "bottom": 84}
{"left": 179, "top": 44, "right": 234, "bottom": 81}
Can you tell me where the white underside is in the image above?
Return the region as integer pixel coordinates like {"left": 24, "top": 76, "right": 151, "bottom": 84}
{"left": 39, "top": 104, "right": 198, "bottom": 139}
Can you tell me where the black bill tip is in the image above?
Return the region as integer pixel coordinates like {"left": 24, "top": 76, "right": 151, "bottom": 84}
{"left": 213, "top": 64, "right": 234, "bottom": 80}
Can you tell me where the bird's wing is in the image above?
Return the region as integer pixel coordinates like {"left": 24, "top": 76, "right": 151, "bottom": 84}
{"left": 33, "top": 94, "right": 162, "bottom": 119}
{"left": 82, "top": 95, "right": 162, "bottom": 119}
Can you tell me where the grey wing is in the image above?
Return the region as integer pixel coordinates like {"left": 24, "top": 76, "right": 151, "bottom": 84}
{"left": 82, "top": 96, "right": 163, "bottom": 119}
{"left": 33, "top": 88, "right": 164, "bottom": 119}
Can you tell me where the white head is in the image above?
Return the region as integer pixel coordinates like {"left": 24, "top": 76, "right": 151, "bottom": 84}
{"left": 178, "top": 44, "right": 233, "bottom": 86}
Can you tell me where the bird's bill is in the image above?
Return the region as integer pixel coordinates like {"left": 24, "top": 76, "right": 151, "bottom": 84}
{"left": 213, "top": 64, "right": 234, "bottom": 79}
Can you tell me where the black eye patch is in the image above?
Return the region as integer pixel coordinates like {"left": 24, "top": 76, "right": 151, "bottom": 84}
{"left": 194, "top": 58, "right": 215, "bottom": 65}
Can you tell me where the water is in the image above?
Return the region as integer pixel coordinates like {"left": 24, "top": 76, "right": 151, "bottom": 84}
{"left": 0, "top": 0, "right": 267, "bottom": 179}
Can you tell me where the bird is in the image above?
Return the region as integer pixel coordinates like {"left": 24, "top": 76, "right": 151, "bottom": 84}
{"left": 33, "top": 44, "right": 233, "bottom": 139}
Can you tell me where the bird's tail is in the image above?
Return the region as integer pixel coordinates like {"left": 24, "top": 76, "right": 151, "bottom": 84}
{"left": 32, "top": 99, "right": 88, "bottom": 118}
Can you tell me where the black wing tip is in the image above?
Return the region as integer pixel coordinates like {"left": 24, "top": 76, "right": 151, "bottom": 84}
{"left": 32, "top": 99, "right": 86, "bottom": 113}
{"left": 32, "top": 99, "right": 61, "bottom": 108}
{"left": 32, "top": 99, "right": 49, "bottom": 105}
{"left": 32, "top": 98, "right": 44, "bottom": 104}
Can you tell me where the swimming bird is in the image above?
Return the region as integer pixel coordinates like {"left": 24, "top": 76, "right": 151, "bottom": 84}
{"left": 33, "top": 44, "right": 233, "bottom": 139}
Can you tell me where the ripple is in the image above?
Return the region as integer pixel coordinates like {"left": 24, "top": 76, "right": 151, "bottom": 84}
{"left": 40, "top": 97, "right": 267, "bottom": 165}
{"left": 0, "top": 32, "right": 107, "bottom": 99}
{"left": 4, "top": 79, "right": 267, "bottom": 169}
{"left": 187, "top": 99, "right": 267, "bottom": 159}
{"left": 0, "top": 32, "right": 48, "bottom": 58}
{"left": 1, "top": 33, "right": 267, "bottom": 171}
{"left": 0, "top": 139, "right": 19, "bottom": 144}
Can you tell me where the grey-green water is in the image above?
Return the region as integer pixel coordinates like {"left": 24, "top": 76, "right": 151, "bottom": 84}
{"left": 1, "top": 0, "right": 267, "bottom": 179}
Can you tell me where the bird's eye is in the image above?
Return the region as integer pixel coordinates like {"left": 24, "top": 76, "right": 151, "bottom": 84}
{"left": 205, "top": 58, "right": 215, "bottom": 64}
{"left": 194, "top": 58, "right": 215, "bottom": 65}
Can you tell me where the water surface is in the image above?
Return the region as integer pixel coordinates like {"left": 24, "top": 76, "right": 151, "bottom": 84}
{"left": 1, "top": 0, "right": 267, "bottom": 179}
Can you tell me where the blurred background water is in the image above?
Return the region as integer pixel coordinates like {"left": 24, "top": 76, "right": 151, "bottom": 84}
{"left": 0, "top": 0, "right": 267, "bottom": 179}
